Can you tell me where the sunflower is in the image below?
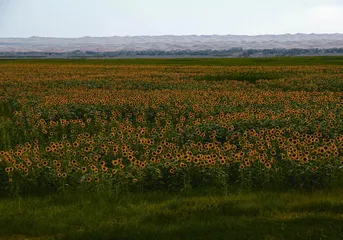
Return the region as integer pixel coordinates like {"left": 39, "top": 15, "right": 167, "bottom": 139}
{"left": 265, "top": 163, "right": 271, "bottom": 169}
{"left": 219, "top": 159, "right": 226, "bottom": 165}
{"left": 90, "top": 165, "right": 97, "bottom": 172}
{"left": 302, "top": 157, "right": 309, "bottom": 163}
{"left": 312, "top": 166, "right": 318, "bottom": 172}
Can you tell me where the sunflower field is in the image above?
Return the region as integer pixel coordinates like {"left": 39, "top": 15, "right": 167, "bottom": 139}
{"left": 1, "top": 58, "right": 343, "bottom": 194}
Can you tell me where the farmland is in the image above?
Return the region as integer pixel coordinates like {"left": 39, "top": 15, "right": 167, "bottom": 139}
{"left": 1, "top": 57, "right": 343, "bottom": 239}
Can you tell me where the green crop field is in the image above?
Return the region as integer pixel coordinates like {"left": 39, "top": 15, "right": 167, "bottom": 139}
{"left": 1, "top": 57, "right": 343, "bottom": 239}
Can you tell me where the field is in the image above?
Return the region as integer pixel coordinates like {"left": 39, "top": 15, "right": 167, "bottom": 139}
{"left": 1, "top": 57, "right": 343, "bottom": 239}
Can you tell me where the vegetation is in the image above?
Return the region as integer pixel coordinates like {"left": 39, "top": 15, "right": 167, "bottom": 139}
{"left": 1, "top": 189, "right": 343, "bottom": 240}
{"left": 1, "top": 58, "right": 343, "bottom": 239}
{"left": 3, "top": 56, "right": 343, "bottom": 66}
{"left": 1, "top": 48, "right": 343, "bottom": 59}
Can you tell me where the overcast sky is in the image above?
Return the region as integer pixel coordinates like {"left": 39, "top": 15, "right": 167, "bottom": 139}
{"left": 1, "top": 0, "right": 343, "bottom": 37}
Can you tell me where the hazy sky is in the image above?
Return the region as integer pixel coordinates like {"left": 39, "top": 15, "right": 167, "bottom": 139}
{"left": 1, "top": 0, "right": 343, "bottom": 37}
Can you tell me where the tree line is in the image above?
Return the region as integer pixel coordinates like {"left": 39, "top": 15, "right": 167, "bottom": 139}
{"left": 1, "top": 48, "right": 343, "bottom": 58}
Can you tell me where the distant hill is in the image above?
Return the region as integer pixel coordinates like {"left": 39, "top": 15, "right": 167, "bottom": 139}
{"left": 1, "top": 34, "right": 343, "bottom": 52}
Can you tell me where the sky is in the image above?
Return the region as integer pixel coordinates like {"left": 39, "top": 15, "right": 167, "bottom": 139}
{"left": 0, "top": 0, "right": 343, "bottom": 38}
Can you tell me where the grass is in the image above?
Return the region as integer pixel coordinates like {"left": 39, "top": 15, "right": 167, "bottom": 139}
{"left": 2, "top": 56, "right": 343, "bottom": 66}
{"left": 1, "top": 188, "right": 343, "bottom": 240}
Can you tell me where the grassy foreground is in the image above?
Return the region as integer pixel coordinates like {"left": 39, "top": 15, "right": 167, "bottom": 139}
{"left": 1, "top": 189, "right": 343, "bottom": 240}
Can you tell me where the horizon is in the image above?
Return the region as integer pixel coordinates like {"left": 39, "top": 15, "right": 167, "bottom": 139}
{"left": 1, "top": 33, "right": 343, "bottom": 39}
